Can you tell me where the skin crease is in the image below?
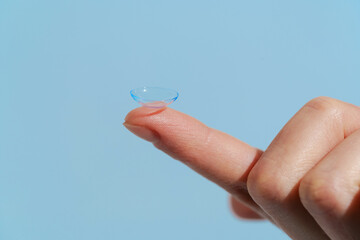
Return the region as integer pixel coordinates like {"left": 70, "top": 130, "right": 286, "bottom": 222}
{"left": 124, "top": 97, "right": 360, "bottom": 240}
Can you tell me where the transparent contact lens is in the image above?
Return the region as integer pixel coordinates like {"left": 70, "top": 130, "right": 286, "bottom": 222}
{"left": 130, "top": 87, "right": 179, "bottom": 108}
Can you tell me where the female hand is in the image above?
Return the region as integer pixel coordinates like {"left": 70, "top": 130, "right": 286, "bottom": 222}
{"left": 124, "top": 97, "right": 360, "bottom": 240}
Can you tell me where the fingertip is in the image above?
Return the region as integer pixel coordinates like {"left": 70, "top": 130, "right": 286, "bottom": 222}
{"left": 124, "top": 106, "right": 167, "bottom": 123}
{"left": 123, "top": 122, "right": 160, "bottom": 142}
{"left": 229, "top": 196, "right": 264, "bottom": 220}
{"left": 124, "top": 107, "right": 191, "bottom": 144}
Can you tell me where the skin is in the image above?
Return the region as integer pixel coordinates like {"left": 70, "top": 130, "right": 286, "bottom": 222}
{"left": 124, "top": 97, "right": 360, "bottom": 240}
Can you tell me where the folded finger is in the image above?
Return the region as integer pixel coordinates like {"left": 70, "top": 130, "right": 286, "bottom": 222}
{"left": 299, "top": 128, "right": 360, "bottom": 239}
{"left": 247, "top": 97, "right": 360, "bottom": 239}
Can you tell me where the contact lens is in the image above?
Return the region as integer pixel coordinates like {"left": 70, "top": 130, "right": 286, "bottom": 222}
{"left": 130, "top": 87, "right": 179, "bottom": 108}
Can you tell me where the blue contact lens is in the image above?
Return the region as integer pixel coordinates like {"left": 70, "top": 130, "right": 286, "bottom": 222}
{"left": 130, "top": 87, "right": 179, "bottom": 108}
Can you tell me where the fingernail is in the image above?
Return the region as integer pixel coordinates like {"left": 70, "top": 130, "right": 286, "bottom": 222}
{"left": 123, "top": 123, "right": 159, "bottom": 142}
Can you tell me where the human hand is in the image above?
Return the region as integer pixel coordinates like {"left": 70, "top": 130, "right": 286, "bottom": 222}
{"left": 124, "top": 97, "right": 360, "bottom": 240}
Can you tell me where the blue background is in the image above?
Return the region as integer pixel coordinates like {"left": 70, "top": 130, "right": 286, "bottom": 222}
{"left": 1, "top": 1, "right": 360, "bottom": 239}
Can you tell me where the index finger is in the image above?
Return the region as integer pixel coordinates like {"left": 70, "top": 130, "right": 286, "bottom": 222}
{"left": 124, "top": 107, "right": 262, "bottom": 206}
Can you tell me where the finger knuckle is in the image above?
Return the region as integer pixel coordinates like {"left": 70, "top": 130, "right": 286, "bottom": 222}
{"left": 248, "top": 165, "right": 287, "bottom": 206}
{"left": 299, "top": 175, "right": 341, "bottom": 215}
{"left": 304, "top": 97, "right": 340, "bottom": 117}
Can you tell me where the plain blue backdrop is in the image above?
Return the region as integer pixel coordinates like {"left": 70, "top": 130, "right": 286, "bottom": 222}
{"left": 1, "top": 1, "right": 360, "bottom": 239}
